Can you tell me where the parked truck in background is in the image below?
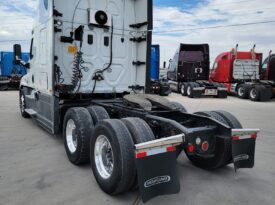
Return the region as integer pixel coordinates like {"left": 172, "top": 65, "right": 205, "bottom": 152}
{"left": 210, "top": 45, "right": 275, "bottom": 101}
{"left": 261, "top": 51, "right": 275, "bottom": 83}
{"left": 150, "top": 44, "right": 171, "bottom": 96}
{"left": 15, "top": 0, "right": 260, "bottom": 202}
{"left": 0, "top": 51, "right": 29, "bottom": 90}
{"left": 167, "top": 43, "right": 227, "bottom": 98}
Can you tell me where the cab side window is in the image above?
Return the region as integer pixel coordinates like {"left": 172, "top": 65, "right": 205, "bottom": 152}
{"left": 30, "top": 38, "right": 34, "bottom": 59}
{"left": 212, "top": 61, "right": 218, "bottom": 70}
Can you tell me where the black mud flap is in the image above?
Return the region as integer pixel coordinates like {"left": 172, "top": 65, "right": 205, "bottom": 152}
{"left": 135, "top": 149, "right": 180, "bottom": 203}
{"left": 231, "top": 132, "right": 258, "bottom": 171}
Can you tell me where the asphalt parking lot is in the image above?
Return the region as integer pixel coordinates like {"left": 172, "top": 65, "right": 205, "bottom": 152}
{"left": 0, "top": 91, "right": 275, "bottom": 205}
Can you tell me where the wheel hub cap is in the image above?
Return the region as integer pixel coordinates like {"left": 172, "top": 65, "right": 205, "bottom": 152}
{"left": 94, "top": 135, "right": 114, "bottom": 179}
{"left": 66, "top": 119, "right": 77, "bottom": 153}
{"left": 250, "top": 88, "right": 257, "bottom": 99}
{"left": 20, "top": 95, "right": 25, "bottom": 112}
{"left": 181, "top": 85, "right": 185, "bottom": 94}
{"left": 187, "top": 86, "right": 191, "bottom": 95}
{"left": 238, "top": 87, "right": 244, "bottom": 96}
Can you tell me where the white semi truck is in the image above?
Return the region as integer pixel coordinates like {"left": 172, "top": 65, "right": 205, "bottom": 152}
{"left": 16, "top": 0, "right": 260, "bottom": 202}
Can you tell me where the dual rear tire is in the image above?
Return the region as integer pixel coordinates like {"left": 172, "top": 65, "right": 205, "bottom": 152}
{"left": 63, "top": 106, "right": 155, "bottom": 195}
{"left": 91, "top": 117, "right": 155, "bottom": 194}
{"left": 179, "top": 82, "right": 199, "bottom": 98}
{"left": 237, "top": 84, "right": 272, "bottom": 101}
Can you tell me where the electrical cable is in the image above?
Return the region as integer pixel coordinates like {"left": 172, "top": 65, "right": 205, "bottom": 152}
{"left": 153, "top": 19, "right": 275, "bottom": 34}
{"left": 92, "top": 18, "right": 114, "bottom": 94}
{"left": 71, "top": 0, "right": 82, "bottom": 35}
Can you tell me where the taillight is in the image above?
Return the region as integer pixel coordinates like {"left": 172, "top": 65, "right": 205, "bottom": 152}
{"left": 187, "top": 144, "right": 194, "bottom": 153}
{"left": 201, "top": 141, "right": 209, "bottom": 152}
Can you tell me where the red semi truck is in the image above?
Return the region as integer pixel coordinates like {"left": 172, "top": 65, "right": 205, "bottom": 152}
{"left": 210, "top": 45, "right": 275, "bottom": 101}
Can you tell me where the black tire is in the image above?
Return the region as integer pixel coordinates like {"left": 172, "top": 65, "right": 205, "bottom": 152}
{"left": 186, "top": 111, "right": 232, "bottom": 170}
{"left": 170, "top": 101, "right": 187, "bottom": 113}
{"left": 87, "top": 105, "right": 110, "bottom": 124}
{"left": 122, "top": 117, "right": 155, "bottom": 144}
{"left": 186, "top": 83, "right": 194, "bottom": 98}
{"left": 249, "top": 85, "right": 271, "bottom": 102}
{"left": 121, "top": 117, "right": 155, "bottom": 190}
{"left": 237, "top": 84, "right": 250, "bottom": 99}
{"left": 63, "top": 107, "right": 94, "bottom": 165}
{"left": 19, "top": 90, "right": 30, "bottom": 118}
{"left": 195, "top": 111, "right": 229, "bottom": 125}
{"left": 180, "top": 83, "right": 187, "bottom": 96}
{"left": 0, "top": 84, "right": 9, "bottom": 91}
{"left": 212, "top": 110, "right": 242, "bottom": 129}
{"left": 249, "top": 85, "right": 261, "bottom": 101}
{"left": 90, "top": 119, "right": 135, "bottom": 195}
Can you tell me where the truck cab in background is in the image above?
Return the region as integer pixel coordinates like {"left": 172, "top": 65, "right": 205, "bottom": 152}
{"left": 261, "top": 51, "right": 275, "bottom": 82}
{"left": 0, "top": 50, "right": 29, "bottom": 91}
{"left": 210, "top": 45, "right": 275, "bottom": 101}
{"left": 150, "top": 45, "right": 171, "bottom": 96}
{"left": 167, "top": 43, "right": 227, "bottom": 98}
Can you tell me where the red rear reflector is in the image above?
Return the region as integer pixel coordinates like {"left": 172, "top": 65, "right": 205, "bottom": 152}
{"left": 187, "top": 144, "right": 194, "bottom": 153}
{"left": 136, "top": 152, "right": 147, "bottom": 159}
{"left": 251, "top": 134, "right": 257, "bottom": 139}
{"left": 167, "top": 146, "right": 176, "bottom": 152}
{"left": 201, "top": 141, "right": 209, "bottom": 151}
{"left": 232, "top": 136, "right": 240, "bottom": 141}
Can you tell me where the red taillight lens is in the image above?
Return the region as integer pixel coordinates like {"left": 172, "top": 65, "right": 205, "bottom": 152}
{"left": 201, "top": 141, "right": 209, "bottom": 151}
{"left": 187, "top": 144, "right": 194, "bottom": 153}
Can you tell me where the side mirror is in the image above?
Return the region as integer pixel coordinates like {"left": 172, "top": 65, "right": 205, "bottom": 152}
{"left": 13, "top": 44, "right": 22, "bottom": 64}
{"left": 25, "top": 63, "right": 30, "bottom": 69}
{"left": 163, "top": 61, "right": 166, "bottom": 68}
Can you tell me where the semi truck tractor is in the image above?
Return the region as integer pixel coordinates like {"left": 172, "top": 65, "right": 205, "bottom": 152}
{"left": 261, "top": 51, "right": 275, "bottom": 87}
{"left": 0, "top": 51, "right": 29, "bottom": 90}
{"left": 210, "top": 45, "right": 275, "bottom": 101}
{"left": 150, "top": 44, "right": 171, "bottom": 96}
{"left": 16, "top": 0, "right": 259, "bottom": 202}
{"left": 167, "top": 44, "right": 227, "bottom": 98}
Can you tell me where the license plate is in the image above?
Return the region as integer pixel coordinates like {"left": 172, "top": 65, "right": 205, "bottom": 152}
{"left": 205, "top": 89, "right": 218, "bottom": 95}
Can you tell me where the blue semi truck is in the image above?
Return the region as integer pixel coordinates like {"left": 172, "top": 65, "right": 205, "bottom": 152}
{"left": 0, "top": 51, "right": 29, "bottom": 90}
{"left": 150, "top": 45, "right": 171, "bottom": 96}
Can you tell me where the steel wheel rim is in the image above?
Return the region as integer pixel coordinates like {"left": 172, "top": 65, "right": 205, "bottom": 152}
{"left": 94, "top": 135, "right": 114, "bottom": 179}
{"left": 66, "top": 119, "right": 77, "bottom": 153}
{"left": 238, "top": 87, "right": 244, "bottom": 96}
{"left": 20, "top": 94, "right": 25, "bottom": 113}
{"left": 187, "top": 86, "right": 191, "bottom": 96}
{"left": 181, "top": 84, "right": 185, "bottom": 94}
{"left": 250, "top": 88, "right": 257, "bottom": 99}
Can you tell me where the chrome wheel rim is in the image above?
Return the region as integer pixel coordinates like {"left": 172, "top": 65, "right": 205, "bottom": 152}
{"left": 238, "top": 87, "right": 244, "bottom": 97}
{"left": 94, "top": 135, "right": 114, "bottom": 179}
{"left": 181, "top": 84, "right": 185, "bottom": 94}
{"left": 66, "top": 119, "right": 77, "bottom": 153}
{"left": 20, "top": 94, "right": 25, "bottom": 113}
{"left": 187, "top": 86, "right": 191, "bottom": 96}
{"left": 250, "top": 88, "right": 257, "bottom": 99}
